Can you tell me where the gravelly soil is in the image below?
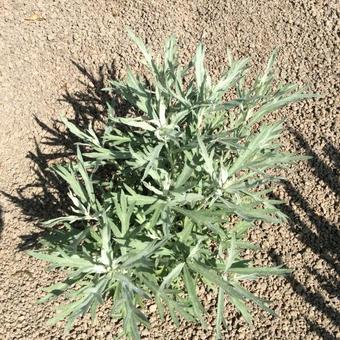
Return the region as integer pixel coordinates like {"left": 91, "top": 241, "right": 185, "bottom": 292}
{"left": 0, "top": 0, "right": 339, "bottom": 339}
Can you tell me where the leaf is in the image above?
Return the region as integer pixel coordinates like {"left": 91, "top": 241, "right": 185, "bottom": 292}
{"left": 215, "top": 287, "right": 225, "bottom": 339}
{"left": 229, "top": 295, "right": 252, "bottom": 325}
{"left": 122, "top": 238, "right": 169, "bottom": 268}
{"left": 127, "top": 28, "right": 155, "bottom": 72}
{"left": 123, "top": 184, "right": 163, "bottom": 205}
{"left": 228, "top": 266, "right": 292, "bottom": 276}
{"left": 112, "top": 117, "right": 155, "bottom": 131}
{"left": 197, "top": 135, "right": 214, "bottom": 177}
{"left": 172, "top": 206, "right": 223, "bottom": 225}
{"left": 230, "top": 221, "right": 253, "bottom": 237}
{"left": 28, "top": 251, "right": 107, "bottom": 274}
{"left": 76, "top": 147, "right": 96, "bottom": 205}
{"left": 211, "top": 58, "right": 249, "bottom": 101}
{"left": 124, "top": 70, "right": 155, "bottom": 116}
{"left": 114, "top": 190, "right": 135, "bottom": 236}
{"left": 187, "top": 261, "right": 244, "bottom": 301}
{"left": 62, "top": 116, "right": 98, "bottom": 144}
{"left": 177, "top": 217, "right": 193, "bottom": 242}
{"left": 183, "top": 266, "right": 205, "bottom": 323}
{"left": 249, "top": 93, "right": 316, "bottom": 125}
{"left": 48, "top": 276, "right": 109, "bottom": 331}
{"left": 232, "top": 282, "right": 275, "bottom": 316}
{"left": 38, "top": 282, "right": 70, "bottom": 304}
{"left": 100, "top": 211, "right": 113, "bottom": 266}
{"left": 142, "top": 143, "right": 164, "bottom": 180}
{"left": 42, "top": 215, "right": 84, "bottom": 227}
{"left": 195, "top": 42, "right": 206, "bottom": 96}
{"left": 174, "top": 161, "right": 194, "bottom": 189}
{"left": 53, "top": 165, "right": 87, "bottom": 203}
{"left": 224, "top": 233, "right": 238, "bottom": 271}
{"left": 160, "top": 263, "right": 184, "bottom": 290}
{"left": 255, "top": 49, "right": 277, "bottom": 97}
{"left": 227, "top": 122, "right": 284, "bottom": 176}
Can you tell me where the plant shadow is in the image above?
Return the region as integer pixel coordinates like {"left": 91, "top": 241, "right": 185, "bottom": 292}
{"left": 0, "top": 61, "right": 132, "bottom": 250}
{"left": 269, "top": 129, "right": 339, "bottom": 339}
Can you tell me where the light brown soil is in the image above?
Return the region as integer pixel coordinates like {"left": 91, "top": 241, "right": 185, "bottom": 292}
{"left": 0, "top": 0, "right": 339, "bottom": 339}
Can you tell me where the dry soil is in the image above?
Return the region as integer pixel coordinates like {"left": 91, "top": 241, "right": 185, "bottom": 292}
{"left": 0, "top": 0, "right": 339, "bottom": 339}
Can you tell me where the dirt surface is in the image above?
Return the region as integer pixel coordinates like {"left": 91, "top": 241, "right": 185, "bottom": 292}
{"left": 0, "top": 0, "right": 339, "bottom": 339}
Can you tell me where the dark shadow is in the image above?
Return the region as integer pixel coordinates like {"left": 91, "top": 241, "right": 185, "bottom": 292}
{"left": 306, "top": 266, "right": 340, "bottom": 299}
{"left": 272, "top": 180, "right": 339, "bottom": 272}
{"left": 269, "top": 249, "right": 339, "bottom": 339}
{"left": 0, "top": 61, "right": 132, "bottom": 250}
{"left": 305, "top": 319, "right": 338, "bottom": 340}
{"left": 269, "top": 249, "right": 339, "bottom": 325}
{"left": 290, "top": 128, "right": 339, "bottom": 197}
{"left": 1, "top": 139, "right": 70, "bottom": 249}
{"left": 324, "top": 142, "right": 340, "bottom": 171}
{"left": 268, "top": 128, "right": 340, "bottom": 339}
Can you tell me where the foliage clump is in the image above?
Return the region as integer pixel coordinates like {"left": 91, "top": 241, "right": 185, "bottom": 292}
{"left": 30, "top": 31, "right": 312, "bottom": 339}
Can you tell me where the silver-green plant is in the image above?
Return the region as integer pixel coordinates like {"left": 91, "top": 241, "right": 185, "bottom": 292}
{"left": 29, "top": 31, "right": 313, "bottom": 339}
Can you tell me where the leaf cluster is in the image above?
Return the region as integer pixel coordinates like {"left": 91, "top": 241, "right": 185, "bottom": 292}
{"left": 30, "top": 30, "right": 312, "bottom": 339}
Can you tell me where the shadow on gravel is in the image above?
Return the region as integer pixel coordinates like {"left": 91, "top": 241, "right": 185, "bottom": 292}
{"left": 291, "top": 129, "right": 340, "bottom": 197}
{"left": 270, "top": 129, "right": 339, "bottom": 340}
{"left": 0, "top": 61, "right": 131, "bottom": 250}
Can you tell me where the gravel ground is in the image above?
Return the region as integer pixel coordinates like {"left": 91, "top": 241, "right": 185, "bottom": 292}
{"left": 0, "top": 0, "right": 339, "bottom": 339}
